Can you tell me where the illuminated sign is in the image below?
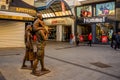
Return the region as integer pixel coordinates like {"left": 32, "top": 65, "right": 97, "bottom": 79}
{"left": 84, "top": 17, "right": 105, "bottom": 23}
{"left": 0, "top": 14, "right": 34, "bottom": 21}
{"left": 96, "top": 2, "right": 115, "bottom": 16}
{"left": 116, "top": 8, "right": 120, "bottom": 20}
{"left": 77, "top": 5, "right": 92, "bottom": 17}
{"left": 61, "top": 1, "right": 66, "bottom": 12}
{"left": 9, "top": 7, "right": 36, "bottom": 15}
{"left": 51, "top": 20, "right": 65, "bottom": 24}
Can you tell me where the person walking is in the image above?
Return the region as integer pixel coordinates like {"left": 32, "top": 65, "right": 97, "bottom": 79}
{"left": 32, "top": 13, "right": 49, "bottom": 75}
{"left": 88, "top": 33, "right": 92, "bottom": 46}
{"left": 76, "top": 33, "right": 79, "bottom": 46}
{"left": 111, "top": 32, "right": 116, "bottom": 48}
{"left": 21, "top": 25, "right": 35, "bottom": 69}
{"left": 70, "top": 33, "right": 74, "bottom": 45}
{"left": 114, "top": 32, "right": 120, "bottom": 50}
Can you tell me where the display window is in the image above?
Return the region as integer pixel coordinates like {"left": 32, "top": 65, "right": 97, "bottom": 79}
{"left": 48, "top": 26, "right": 56, "bottom": 40}
{"left": 96, "top": 2, "right": 115, "bottom": 16}
{"left": 96, "top": 23, "right": 114, "bottom": 42}
{"left": 77, "top": 5, "right": 92, "bottom": 18}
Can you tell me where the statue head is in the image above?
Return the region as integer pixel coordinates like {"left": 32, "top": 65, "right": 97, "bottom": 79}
{"left": 26, "top": 25, "right": 32, "bottom": 31}
{"left": 37, "top": 13, "right": 42, "bottom": 20}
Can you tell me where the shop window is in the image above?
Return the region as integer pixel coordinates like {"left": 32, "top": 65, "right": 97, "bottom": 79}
{"left": 48, "top": 26, "right": 56, "bottom": 40}
{"left": 96, "top": 23, "right": 114, "bottom": 42}
{"left": 76, "top": 5, "right": 92, "bottom": 18}
{"left": 96, "top": 2, "right": 115, "bottom": 16}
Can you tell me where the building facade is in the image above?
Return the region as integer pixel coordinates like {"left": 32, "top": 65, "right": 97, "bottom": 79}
{"left": 0, "top": 0, "right": 35, "bottom": 48}
{"left": 75, "top": 0, "right": 119, "bottom": 44}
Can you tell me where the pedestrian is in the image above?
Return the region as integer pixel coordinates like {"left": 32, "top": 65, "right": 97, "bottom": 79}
{"left": 111, "top": 32, "right": 116, "bottom": 48}
{"left": 70, "top": 33, "right": 74, "bottom": 45}
{"left": 88, "top": 32, "right": 92, "bottom": 46}
{"left": 32, "top": 13, "right": 49, "bottom": 75}
{"left": 21, "top": 25, "right": 35, "bottom": 69}
{"left": 76, "top": 33, "right": 79, "bottom": 46}
{"left": 114, "top": 32, "right": 120, "bottom": 50}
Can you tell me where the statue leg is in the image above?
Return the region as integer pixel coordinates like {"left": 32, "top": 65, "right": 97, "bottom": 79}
{"left": 30, "top": 60, "right": 33, "bottom": 68}
{"left": 40, "top": 46, "right": 49, "bottom": 71}
{"left": 40, "top": 50, "right": 45, "bottom": 71}
{"left": 32, "top": 59, "right": 39, "bottom": 73}
{"left": 22, "top": 49, "right": 28, "bottom": 67}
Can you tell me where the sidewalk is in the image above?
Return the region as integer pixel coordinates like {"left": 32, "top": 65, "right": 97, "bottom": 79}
{"left": 0, "top": 41, "right": 120, "bottom": 80}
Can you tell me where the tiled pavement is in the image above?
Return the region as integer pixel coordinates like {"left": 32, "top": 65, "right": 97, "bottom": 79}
{"left": 0, "top": 41, "right": 120, "bottom": 80}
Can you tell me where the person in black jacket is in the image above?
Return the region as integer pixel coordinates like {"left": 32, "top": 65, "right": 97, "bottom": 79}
{"left": 111, "top": 32, "right": 116, "bottom": 48}
{"left": 114, "top": 32, "right": 120, "bottom": 50}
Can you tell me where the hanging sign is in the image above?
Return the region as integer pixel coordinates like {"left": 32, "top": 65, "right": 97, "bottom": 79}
{"left": 84, "top": 17, "right": 105, "bottom": 23}
{"left": 61, "top": 1, "right": 65, "bottom": 12}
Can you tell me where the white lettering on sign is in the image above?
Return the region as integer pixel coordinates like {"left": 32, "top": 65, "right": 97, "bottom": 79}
{"left": 84, "top": 17, "right": 105, "bottom": 23}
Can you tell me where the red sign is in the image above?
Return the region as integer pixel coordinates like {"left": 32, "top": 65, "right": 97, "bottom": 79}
{"left": 101, "top": 36, "right": 108, "bottom": 43}
{"left": 79, "top": 35, "right": 84, "bottom": 42}
{"left": 51, "top": 20, "right": 65, "bottom": 24}
{"left": 61, "top": 1, "right": 65, "bottom": 12}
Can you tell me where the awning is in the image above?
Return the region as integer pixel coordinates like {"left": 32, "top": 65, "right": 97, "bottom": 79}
{"left": 37, "top": 0, "right": 73, "bottom": 19}
{"left": 0, "top": 11, "right": 34, "bottom": 21}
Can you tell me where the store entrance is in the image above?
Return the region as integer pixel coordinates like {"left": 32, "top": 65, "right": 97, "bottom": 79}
{"left": 48, "top": 26, "right": 56, "bottom": 40}
{"left": 80, "top": 24, "right": 91, "bottom": 41}
{"left": 63, "top": 26, "right": 72, "bottom": 41}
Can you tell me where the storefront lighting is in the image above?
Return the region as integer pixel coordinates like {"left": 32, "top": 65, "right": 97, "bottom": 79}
{"left": 49, "top": 13, "right": 54, "bottom": 17}
{"left": 55, "top": 12, "right": 60, "bottom": 16}
{"left": 42, "top": 14, "right": 44, "bottom": 18}
{"left": 46, "top": 13, "right": 50, "bottom": 17}
{"left": 59, "top": 12, "right": 62, "bottom": 16}
{"left": 65, "top": 11, "right": 69, "bottom": 15}
{"left": 52, "top": 13, "right": 55, "bottom": 17}
{"left": 44, "top": 14, "right": 48, "bottom": 18}
{"left": 62, "top": 11, "right": 66, "bottom": 16}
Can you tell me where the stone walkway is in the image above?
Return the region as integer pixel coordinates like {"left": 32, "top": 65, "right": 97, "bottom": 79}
{"left": 0, "top": 42, "right": 120, "bottom": 80}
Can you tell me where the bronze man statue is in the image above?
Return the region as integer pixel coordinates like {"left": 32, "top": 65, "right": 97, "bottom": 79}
{"left": 32, "top": 13, "right": 49, "bottom": 75}
{"left": 22, "top": 25, "right": 35, "bottom": 69}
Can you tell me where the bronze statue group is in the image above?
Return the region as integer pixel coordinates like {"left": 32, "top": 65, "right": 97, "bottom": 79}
{"left": 21, "top": 13, "right": 50, "bottom": 76}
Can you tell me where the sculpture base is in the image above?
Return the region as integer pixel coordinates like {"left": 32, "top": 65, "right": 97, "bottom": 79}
{"left": 21, "top": 66, "right": 32, "bottom": 70}
{"left": 31, "top": 70, "right": 50, "bottom": 76}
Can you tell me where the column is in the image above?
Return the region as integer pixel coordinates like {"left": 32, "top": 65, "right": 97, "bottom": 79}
{"left": 56, "top": 25, "right": 62, "bottom": 41}
{"left": 72, "top": 20, "right": 75, "bottom": 42}
{"left": 92, "top": 23, "right": 96, "bottom": 43}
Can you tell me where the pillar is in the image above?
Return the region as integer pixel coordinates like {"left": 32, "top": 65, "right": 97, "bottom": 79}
{"left": 92, "top": 23, "right": 96, "bottom": 43}
{"left": 56, "top": 25, "right": 62, "bottom": 41}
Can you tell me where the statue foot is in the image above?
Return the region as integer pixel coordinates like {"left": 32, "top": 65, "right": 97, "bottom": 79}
{"left": 21, "top": 65, "right": 27, "bottom": 68}
{"left": 31, "top": 69, "right": 50, "bottom": 76}
{"left": 31, "top": 70, "right": 41, "bottom": 76}
{"left": 41, "top": 68, "right": 50, "bottom": 72}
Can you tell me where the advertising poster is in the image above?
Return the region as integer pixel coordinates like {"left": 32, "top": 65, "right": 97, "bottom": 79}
{"left": 77, "top": 5, "right": 92, "bottom": 17}
{"left": 96, "top": 2, "right": 115, "bottom": 16}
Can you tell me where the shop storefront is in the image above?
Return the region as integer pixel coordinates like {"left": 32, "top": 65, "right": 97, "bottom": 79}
{"left": 37, "top": 0, "right": 74, "bottom": 42}
{"left": 44, "top": 17, "right": 74, "bottom": 42}
{"left": 0, "top": 0, "right": 36, "bottom": 48}
{"left": 75, "top": 1, "right": 116, "bottom": 43}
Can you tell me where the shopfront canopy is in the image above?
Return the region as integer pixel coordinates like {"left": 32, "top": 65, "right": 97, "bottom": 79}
{"left": 0, "top": 11, "right": 34, "bottom": 21}
{"left": 37, "top": 0, "right": 73, "bottom": 19}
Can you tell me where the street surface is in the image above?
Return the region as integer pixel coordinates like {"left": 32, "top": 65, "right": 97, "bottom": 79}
{"left": 0, "top": 41, "right": 120, "bottom": 80}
